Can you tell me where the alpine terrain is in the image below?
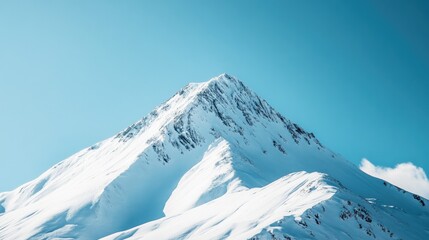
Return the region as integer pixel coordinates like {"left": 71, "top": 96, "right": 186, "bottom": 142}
{"left": 0, "top": 74, "right": 428, "bottom": 240}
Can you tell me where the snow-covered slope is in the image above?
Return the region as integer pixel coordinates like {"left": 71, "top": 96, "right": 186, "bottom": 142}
{"left": 105, "top": 171, "right": 337, "bottom": 240}
{"left": 164, "top": 138, "right": 264, "bottom": 216}
{"left": 0, "top": 74, "right": 428, "bottom": 239}
{"left": 105, "top": 171, "right": 427, "bottom": 240}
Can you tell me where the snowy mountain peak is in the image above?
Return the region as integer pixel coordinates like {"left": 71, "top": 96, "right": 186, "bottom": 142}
{"left": 180, "top": 73, "right": 249, "bottom": 107}
{"left": 205, "top": 73, "right": 244, "bottom": 91}
{"left": 1, "top": 74, "right": 428, "bottom": 240}
{"left": 115, "top": 73, "right": 322, "bottom": 153}
{"left": 208, "top": 72, "right": 237, "bottom": 83}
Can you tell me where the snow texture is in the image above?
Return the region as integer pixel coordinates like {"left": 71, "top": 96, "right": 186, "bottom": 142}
{"left": 0, "top": 74, "right": 428, "bottom": 240}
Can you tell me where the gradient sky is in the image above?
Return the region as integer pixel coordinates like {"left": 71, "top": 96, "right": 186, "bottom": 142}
{"left": 1, "top": 1, "right": 428, "bottom": 191}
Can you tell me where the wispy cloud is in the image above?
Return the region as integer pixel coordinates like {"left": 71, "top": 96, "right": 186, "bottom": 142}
{"left": 360, "top": 158, "right": 429, "bottom": 199}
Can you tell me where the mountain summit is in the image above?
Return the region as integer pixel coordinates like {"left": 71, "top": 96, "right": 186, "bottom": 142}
{"left": 0, "top": 74, "right": 428, "bottom": 239}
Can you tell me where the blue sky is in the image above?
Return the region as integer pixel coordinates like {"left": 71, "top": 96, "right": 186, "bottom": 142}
{"left": 0, "top": 1, "right": 428, "bottom": 191}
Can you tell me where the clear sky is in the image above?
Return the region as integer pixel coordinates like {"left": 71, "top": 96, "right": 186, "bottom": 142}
{"left": 0, "top": 1, "right": 428, "bottom": 192}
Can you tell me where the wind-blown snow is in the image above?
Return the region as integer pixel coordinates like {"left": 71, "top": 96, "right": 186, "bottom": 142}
{"left": 360, "top": 158, "right": 429, "bottom": 199}
{"left": 0, "top": 74, "right": 428, "bottom": 240}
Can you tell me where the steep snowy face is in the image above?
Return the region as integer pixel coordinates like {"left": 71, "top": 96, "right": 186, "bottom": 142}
{"left": 113, "top": 73, "right": 323, "bottom": 161}
{"left": 0, "top": 74, "right": 428, "bottom": 240}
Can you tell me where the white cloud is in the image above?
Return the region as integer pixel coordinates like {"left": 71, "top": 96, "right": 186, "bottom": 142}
{"left": 359, "top": 158, "right": 429, "bottom": 199}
